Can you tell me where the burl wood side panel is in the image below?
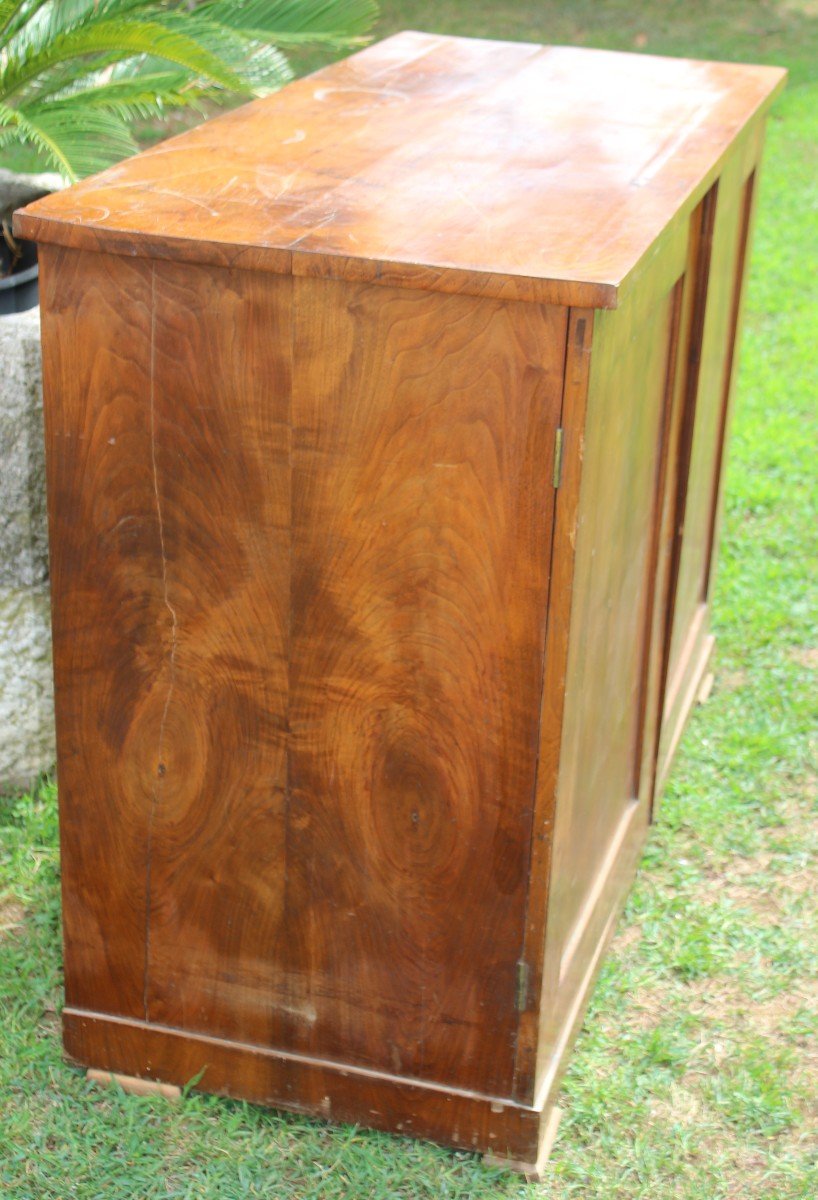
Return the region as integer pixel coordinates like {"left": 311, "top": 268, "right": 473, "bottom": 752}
{"left": 285, "top": 280, "right": 567, "bottom": 1094}
{"left": 39, "top": 247, "right": 292, "bottom": 1034}
{"left": 41, "top": 249, "right": 568, "bottom": 1101}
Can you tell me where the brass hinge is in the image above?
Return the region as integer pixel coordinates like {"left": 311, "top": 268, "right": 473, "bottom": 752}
{"left": 515, "top": 960, "right": 530, "bottom": 1011}
{"left": 552, "top": 426, "right": 564, "bottom": 488}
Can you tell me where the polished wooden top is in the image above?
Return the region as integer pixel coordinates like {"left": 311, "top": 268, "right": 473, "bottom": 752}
{"left": 15, "top": 32, "right": 785, "bottom": 308}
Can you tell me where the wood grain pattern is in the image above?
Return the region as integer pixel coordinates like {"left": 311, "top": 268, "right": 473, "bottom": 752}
{"left": 63, "top": 1007, "right": 547, "bottom": 1164}
{"left": 15, "top": 33, "right": 785, "bottom": 308}
{"left": 285, "top": 280, "right": 567, "bottom": 1093}
{"left": 40, "top": 246, "right": 292, "bottom": 1040}
{"left": 41, "top": 242, "right": 567, "bottom": 1099}
{"left": 134, "top": 259, "right": 292, "bottom": 1049}
{"left": 40, "top": 246, "right": 155, "bottom": 1021}
{"left": 24, "top": 35, "right": 782, "bottom": 1172}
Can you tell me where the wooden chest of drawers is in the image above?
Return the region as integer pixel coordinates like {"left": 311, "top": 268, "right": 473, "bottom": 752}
{"left": 16, "top": 32, "right": 784, "bottom": 1176}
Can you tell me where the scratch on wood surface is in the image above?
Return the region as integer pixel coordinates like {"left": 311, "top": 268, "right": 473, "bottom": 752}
{"left": 143, "top": 261, "right": 180, "bottom": 1022}
{"left": 152, "top": 187, "right": 221, "bottom": 218}
{"left": 451, "top": 186, "right": 494, "bottom": 229}
{"left": 312, "top": 85, "right": 410, "bottom": 104}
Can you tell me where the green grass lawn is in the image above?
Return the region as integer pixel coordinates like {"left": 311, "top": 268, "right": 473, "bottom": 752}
{"left": 2, "top": 2, "right": 817, "bottom": 1197}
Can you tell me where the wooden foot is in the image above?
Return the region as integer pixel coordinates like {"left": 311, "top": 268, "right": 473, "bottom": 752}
{"left": 483, "top": 1105, "right": 562, "bottom": 1180}
{"left": 697, "top": 670, "right": 715, "bottom": 705}
{"left": 86, "top": 1068, "right": 181, "bottom": 1101}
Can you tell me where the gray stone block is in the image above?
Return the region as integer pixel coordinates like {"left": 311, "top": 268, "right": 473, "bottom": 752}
{"left": 0, "top": 307, "right": 48, "bottom": 587}
{"left": 0, "top": 307, "right": 55, "bottom": 790}
{"left": 0, "top": 584, "right": 54, "bottom": 791}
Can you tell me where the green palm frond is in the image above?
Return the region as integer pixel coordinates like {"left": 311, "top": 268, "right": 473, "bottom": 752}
{"left": 0, "top": 18, "right": 250, "bottom": 100}
{"left": 156, "top": 10, "right": 293, "bottom": 94}
{"left": 0, "top": 0, "right": 378, "bottom": 181}
{"left": 1, "top": 98, "right": 137, "bottom": 178}
{"left": 206, "top": 0, "right": 379, "bottom": 48}
{"left": 2, "top": 0, "right": 160, "bottom": 55}
{"left": 46, "top": 70, "right": 211, "bottom": 121}
{"left": 0, "top": 0, "right": 49, "bottom": 43}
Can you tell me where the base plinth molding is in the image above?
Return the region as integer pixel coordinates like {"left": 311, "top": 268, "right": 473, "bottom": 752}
{"left": 484, "top": 1105, "right": 563, "bottom": 1180}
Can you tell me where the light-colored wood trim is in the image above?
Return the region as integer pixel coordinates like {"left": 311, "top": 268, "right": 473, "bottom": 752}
{"left": 698, "top": 671, "right": 715, "bottom": 705}
{"left": 559, "top": 798, "right": 639, "bottom": 983}
{"left": 86, "top": 1068, "right": 181, "bottom": 1101}
{"left": 664, "top": 601, "right": 709, "bottom": 717}
{"left": 656, "top": 632, "right": 716, "bottom": 798}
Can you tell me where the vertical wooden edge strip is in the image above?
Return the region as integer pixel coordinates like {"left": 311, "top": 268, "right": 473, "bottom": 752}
{"left": 653, "top": 182, "right": 719, "bottom": 764}
{"left": 631, "top": 275, "right": 686, "bottom": 803}
{"left": 142, "top": 259, "right": 158, "bottom": 1025}
{"left": 511, "top": 307, "right": 595, "bottom": 1104}
{"left": 701, "top": 165, "right": 759, "bottom": 600}
{"left": 277, "top": 272, "right": 296, "bottom": 1066}
{"left": 35, "top": 246, "right": 75, "bottom": 1012}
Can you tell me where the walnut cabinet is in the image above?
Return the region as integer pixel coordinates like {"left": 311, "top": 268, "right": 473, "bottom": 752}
{"left": 16, "top": 33, "right": 784, "bottom": 1176}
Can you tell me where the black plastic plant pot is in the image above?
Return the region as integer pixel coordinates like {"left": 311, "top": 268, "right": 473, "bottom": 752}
{"left": 0, "top": 238, "right": 39, "bottom": 314}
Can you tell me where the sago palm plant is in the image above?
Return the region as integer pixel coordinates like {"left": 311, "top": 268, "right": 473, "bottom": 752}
{"left": 0, "top": 0, "right": 378, "bottom": 181}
